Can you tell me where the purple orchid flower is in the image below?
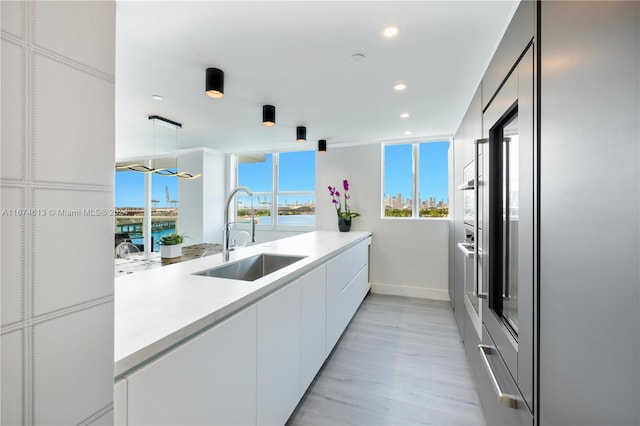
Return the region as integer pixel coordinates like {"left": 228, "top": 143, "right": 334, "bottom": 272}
{"left": 328, "top": 179, "right": 360, "bottom": 221}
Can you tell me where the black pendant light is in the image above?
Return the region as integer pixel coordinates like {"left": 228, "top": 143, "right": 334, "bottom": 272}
{"left": 318, "top": 139, "right": 327, "bottom": 153}
{"left": 205, "top": 68, "right": 224, "bottom": 99}
{"left": 296, "top": 126, "right": 307, "bottom": 142}
{"left": 115, "top": 115, "right": 202, "bottom": 179}
{"left": 262, "top": 105, "right": 276, "bottom": 126}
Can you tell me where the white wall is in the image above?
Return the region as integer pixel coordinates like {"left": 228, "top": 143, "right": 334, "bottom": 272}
{"left": 1, "top": 1, "right": 116, "bottom": 424}
{"left": 316, "top": 143, "right": 450, "bottom": 301}
{"left": 178, "top": 148, "right": 225, "bottom": 244}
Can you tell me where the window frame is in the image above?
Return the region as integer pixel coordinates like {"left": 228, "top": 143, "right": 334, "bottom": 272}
{"left": 231, "top": 149, "right": 316, "bottom": 231}
{"left": 381, "top": 138, "right": 451, "bottom": 220}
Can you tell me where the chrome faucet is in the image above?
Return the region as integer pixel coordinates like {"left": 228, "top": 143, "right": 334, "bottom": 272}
{"left": 223, "top": 186, "right": 255, "bottom": 262}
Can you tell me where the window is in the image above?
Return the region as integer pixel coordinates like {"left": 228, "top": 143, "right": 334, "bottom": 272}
{"left": 237, "top": 154, "right": 273, "bottom": 225}
{"left": 277, "top": 151, "right": 316, "bottom": 226}
{"left": 382, "top": 140, "right": 449, "bottom": 218}
{"left": 235, "top": 150, "right": 315, "bottom": 228}
{"left": 114, "top": 168, "right": 179, "bottom": 251}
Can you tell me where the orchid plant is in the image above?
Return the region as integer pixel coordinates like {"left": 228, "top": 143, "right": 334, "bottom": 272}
{"left": 328, "top": 179, "right": 361, "bottom": 220}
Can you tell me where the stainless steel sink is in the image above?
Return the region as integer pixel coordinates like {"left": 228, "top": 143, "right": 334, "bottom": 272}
{"left": 193, "top": 253, "right": 306, "bottom": 281}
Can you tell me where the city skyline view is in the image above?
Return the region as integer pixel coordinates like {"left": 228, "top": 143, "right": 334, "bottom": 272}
{"left": 383, "top": 141, "right": 449, "bottom": 209}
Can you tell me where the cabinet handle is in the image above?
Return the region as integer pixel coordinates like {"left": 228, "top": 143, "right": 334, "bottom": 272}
{"left": 477, "top": 345, "right": 519, "bottom": 409}
{"left": 474, "top": 138, "right": 488, "bottom": 299}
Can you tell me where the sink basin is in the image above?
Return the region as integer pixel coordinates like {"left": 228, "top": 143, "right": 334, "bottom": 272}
{"left": 194, "top": 253, "right": 306, "bottom": 281}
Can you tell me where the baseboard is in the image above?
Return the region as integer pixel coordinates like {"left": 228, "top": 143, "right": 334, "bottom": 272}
{"left": 371, "top": 282, "right": 450, "bottom": 302}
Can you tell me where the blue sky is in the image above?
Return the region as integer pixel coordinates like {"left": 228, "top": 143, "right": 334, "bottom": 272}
{"left": 115, "top": 171, "right": 178, "bottom": 207}
{"left": 115, "top": 142, "right": 449, "bottom": 207}
{"left": 384, "top": 141, "right": 450, "bottom": 203}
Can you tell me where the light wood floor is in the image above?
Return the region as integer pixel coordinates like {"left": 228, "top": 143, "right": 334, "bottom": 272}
{"left": 287, "top": 293, "right": 486, "bottom": 426}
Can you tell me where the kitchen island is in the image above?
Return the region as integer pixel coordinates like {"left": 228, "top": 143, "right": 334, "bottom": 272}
{"left": 115, "top": 230, "right": 371, "bottom": 425}
{"left": 115, "top": 230, "right": 371, "bottom": 370}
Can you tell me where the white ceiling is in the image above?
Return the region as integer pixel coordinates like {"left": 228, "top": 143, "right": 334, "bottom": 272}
{"left": 115, "top": 1, "right": 519, "bottom": 161}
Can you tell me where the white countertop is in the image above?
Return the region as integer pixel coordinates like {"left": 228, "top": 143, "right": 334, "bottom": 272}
{"left": 114, "top": 231, "right": 371, "bottom": 377}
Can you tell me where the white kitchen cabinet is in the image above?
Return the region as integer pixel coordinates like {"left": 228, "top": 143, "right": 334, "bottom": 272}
{"left": 257, "top": 280, "right": 301, "bottom": 426}
{"left": 126, "top": 305, "right": 257, "bottom": 426}
{"left": 326, "top": 239, "right": 370, "bottom": 351}
{"left": 300, "top": 265, "right": 327, "bottom": 392}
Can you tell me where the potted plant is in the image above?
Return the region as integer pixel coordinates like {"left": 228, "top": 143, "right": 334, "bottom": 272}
{"left": 159, "top": 232, "right": 185, "bottom": 258}
{"left": 328, "top": 179, "right": 361, "bottom": 232}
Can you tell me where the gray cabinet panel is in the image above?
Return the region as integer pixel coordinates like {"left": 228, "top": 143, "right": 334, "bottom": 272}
{"left": 515, "top": 42, "right": 534, "bottom": 413}
{"left": 463, "top": 85, "right": 483, "bottom": 166}
{"left": 482, "top": 0, "right": 535, "bottom": 111}
{"left": 539, "top": 1, "right": 640, "bottom": 425}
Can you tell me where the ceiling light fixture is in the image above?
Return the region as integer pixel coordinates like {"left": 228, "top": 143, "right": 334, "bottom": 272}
{"left": 351, "top": 53, "right": 366, "bottom": 62}
{"left": 318, "top": 139, "right": 327, "bottom": 153}
{"left": 151, "top": 95, "right": 163, "bottom": 101}
{"left": 205, "top": 68, "right": 224, "bottom": 99}
{"left": 263, "top": 105, "right": 276, "bottom": 126}
{"left": 296, "top": 126, "right": 307, "bottom": 142}
{"left": 115, "top": 116, "right": 202, "bottom": 179}
{"left": 383, "top": 25, "right": 400, "bottom": 38}
{"left": 400, "top": 112, "right": 410, "bottom": 118}
{"left": 404, "top": 130, "right": 412, "bottom": 135}
{"left": 394, "top": 83, "right": 407, "bottom": 91}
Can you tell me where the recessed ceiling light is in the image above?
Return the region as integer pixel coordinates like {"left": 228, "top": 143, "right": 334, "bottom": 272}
{"left": 383, "top": 25, "right": 400, "bottom": 38}
{"left": 400, "top": 112, "right": 410, "bottom": 119}
{"left": 351, "top": 53, "right": 366, "bottom": 62}
{"left": 394, "top": 83, "right": 407, "bottom": 92}
{"left": 151, "top": 95, "right": 163, "bottom": 101}
{"left": 404, "top": 131, "right": 412, "bottom": 135}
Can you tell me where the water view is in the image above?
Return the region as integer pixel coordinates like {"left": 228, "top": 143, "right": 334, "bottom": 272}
{"left": 115, "top": 207, "right": 177, "bottom": 252}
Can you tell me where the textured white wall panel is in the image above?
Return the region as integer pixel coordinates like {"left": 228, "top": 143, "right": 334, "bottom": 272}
{"left": 1, "top": 330, "right": 24, "bottom": 426}
{"left": 33, "top": 1, "right": 115, "bottom": 75}
{"left": 1, "top": 186, "right": 26, "bottom": 326}
{"left": 32, "top": 188, "right": 114, "bottom": 315}
{"left": 1, "top": 39, "right": 26, "bottom": 181}
{"left": 33, "top": 303, "right": 114, "bottom": 425}
{"left": 1, "top": 2, "right": 116, "bottom": 423}
{"left": 89, "top": 409, "right": 115, "bottom": 425}
{"left": 0, "top": 0, "right": 25, "bottom": 40}
{"left": 33, "top": 54, "right": 115, "bottom": 186}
